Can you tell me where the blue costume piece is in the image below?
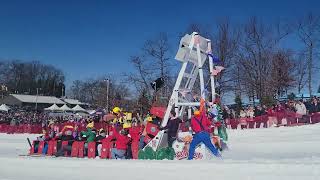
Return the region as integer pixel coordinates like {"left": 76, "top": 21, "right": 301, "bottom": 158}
{"left": 188, "top": 114, "right": 221, "bottom": 160}
{"left": 208, "top": 54, "right": 221, "bottom": 64}
{"left": 188, "top": 131, "right": 220, "bottom": 160}
{"left": 42, "top": 143, "right": 48, "bottom": 155}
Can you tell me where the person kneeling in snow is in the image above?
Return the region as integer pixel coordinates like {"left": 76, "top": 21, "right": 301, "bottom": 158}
{"left": 111, "top": 129, "right": 131, "bottom": 159}
{"left": 188, "top": 100, "right": 221, "bottom": 160}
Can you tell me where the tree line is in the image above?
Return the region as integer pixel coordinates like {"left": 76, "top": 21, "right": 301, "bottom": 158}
{"left": 0, "top": 60, "right": 65, "bottom": 97}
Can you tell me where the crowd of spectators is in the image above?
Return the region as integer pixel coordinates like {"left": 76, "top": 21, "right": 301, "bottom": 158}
{"left": 223, "top": 97, "right": 320, "bottom": 119}
{"left": 1, "top": 97, "right": 319, "bottom": 129}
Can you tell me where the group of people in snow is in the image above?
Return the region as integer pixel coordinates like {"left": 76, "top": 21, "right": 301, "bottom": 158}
{"left": 33, "top": 98, "right": 227, "bottom": 160}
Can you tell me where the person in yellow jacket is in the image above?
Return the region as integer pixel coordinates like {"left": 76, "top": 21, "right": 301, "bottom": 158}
{"left": 112, "top": 107, "right": 126, "bottom": 124}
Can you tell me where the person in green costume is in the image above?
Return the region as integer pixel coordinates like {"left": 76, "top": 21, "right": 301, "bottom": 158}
{"left": 80, "top": 122, "right": 96, "bottom": 143}
{"left": 80, "top": 122, "right": 96, "bottom": 156}
{"left": 209, "top": 99, "right": 228, "bottom": 142}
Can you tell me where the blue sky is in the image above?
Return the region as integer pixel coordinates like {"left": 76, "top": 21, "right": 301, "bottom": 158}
{"left": 0, "top": 0, "right": 319, "bottom": 87}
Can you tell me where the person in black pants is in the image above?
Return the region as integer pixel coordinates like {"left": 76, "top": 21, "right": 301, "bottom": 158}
{"left": 55, "top": 133, "right": 74, "bottom": 157}
{"left": 159, "top": 111, "right": 182, "bottom": 148}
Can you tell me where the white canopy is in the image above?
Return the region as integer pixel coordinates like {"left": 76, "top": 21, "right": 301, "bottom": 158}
{"left": 0, "top": 104, "right": 10, "bottom": 112}
{"left": 72, "top": 105, "right": 87, "bottom": 113}
{"left": 59, "top": 104, "right": 72, "bottom": 111}
{"left": 88, "top": 110, "right": 96, "bottom": 115}
{"left": 44, "top": 104, "right": 61, "bottom": 111}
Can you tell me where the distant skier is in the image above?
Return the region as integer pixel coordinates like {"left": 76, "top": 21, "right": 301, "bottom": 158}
{"left": 188, "top": 99, "right": 221, "bottom": 160}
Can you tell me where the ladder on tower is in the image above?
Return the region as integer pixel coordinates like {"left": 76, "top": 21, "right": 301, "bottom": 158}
{"left": 144, "top": 32, "right": 217, "bottom": 151}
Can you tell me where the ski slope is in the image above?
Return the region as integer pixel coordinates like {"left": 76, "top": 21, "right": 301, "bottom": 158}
{"left": 0, "top": 125, "right": 320, "bottom": 180}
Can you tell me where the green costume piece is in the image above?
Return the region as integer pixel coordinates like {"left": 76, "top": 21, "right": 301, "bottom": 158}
{"left": 138, "top": 149, "right": 146, "bottom": 160}
{"left": 216, "top": 104, "right": 228, "bottom": 142}
{"left": 155, "top": 147, "right": 175, "bottom": 160}
{"left": 81, "top": 128, "right": 96, "bottom": 142}
{"left": 144, "top": 147, "right": 156, "bottom": 160}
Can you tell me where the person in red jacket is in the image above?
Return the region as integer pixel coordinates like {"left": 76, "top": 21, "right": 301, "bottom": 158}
{"left": 129, "top": 121, "right": 142, "bottom": 159}
{"left": 111, "top": 129, "right": 131, "bottom": 159}
{"left": 188, "top": 99, "right": 221, "bottom": 160}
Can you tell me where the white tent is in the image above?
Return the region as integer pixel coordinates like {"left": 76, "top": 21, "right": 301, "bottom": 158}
{"left": 59, "top": 104, "right": 72, "bottom": 111}
{"left": 44, "top": 104, "right": 61, "bottom": 111}
{"left": 0, "top": 104, "right": 10, "bottom": 112}
{"left": 88, "top": 110, "right": 96, "bottom": 115}
{"left": 72, "top": 105, "right": 87, "bottom": 113}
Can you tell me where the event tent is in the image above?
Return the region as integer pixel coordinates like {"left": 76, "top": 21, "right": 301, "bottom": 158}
{"left": 59, "top": 104, "right": 72, "bottom": 111}
{"left": 88, "top": 110, "right": 96, "bottom": 115}
{"left": 44, "top": 104, "right": 61, "bottom": 111}
{"left": 72, "top": 105, "right": 87, "bottom": 113}
{"left": 0, "top": 104, "right": 10, "bottom": 112}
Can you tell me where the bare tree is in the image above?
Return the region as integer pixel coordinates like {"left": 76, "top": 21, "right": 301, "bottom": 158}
{"left": 0, "top": 60, "right": 65, "bottom": 97}
{"left": 294, "top": 53, "right": 308, "bottom": 94}
{"left": 271, "top": 50, "right": 296, "bottom": 97}
{"left": 125, "top": 32, "right": 173, "bottom": 109}
{"left": 236, "top": 17, "right": 292, "bottom": 104}
{"left": 69, "top": 76, "right": 131, "bottom": 109}
{"left": 124, "top": 55, "right": 154, "bottom": 98}
{"left": 297, "top": 13, "right": 320, "bottom": 96}
{"left": 214, "top": 19, "right": 240, "bottom": 97}
{"left": 142, "top": 32, "right": 172, "bottom": 98}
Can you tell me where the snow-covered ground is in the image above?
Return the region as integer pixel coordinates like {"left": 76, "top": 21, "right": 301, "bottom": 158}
{"left": 1, "top": 125, "right": 320, "bottom": 180}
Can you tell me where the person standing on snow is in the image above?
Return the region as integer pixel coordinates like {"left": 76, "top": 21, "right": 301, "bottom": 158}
{"left": 308, "top": 97, "right": 320, "bottom": 114}
{"left": 111, "top": 129, "right": 131, "bottom": 159}
{"left": 129, "top": 120, "right": 142, "bottom": 159}
{"left": 159, "top": 111, "right": 182, "bottom": 148}
{"left": 188, "top": 99, "right": 221, "bottom": 160}
{"left": 295, "top": 100, "right": 307, "bottom": 116}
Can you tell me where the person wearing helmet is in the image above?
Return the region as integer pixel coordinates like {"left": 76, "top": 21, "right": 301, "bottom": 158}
{"left": 80, "top": 122, "right": 96, "bottom": 143}
{"left": 113, "top": 107, "right": 121, "bottom": 114}
{"left": 112, "top": 107, "right": 126, "bottom": 125}
{"left": 188, "top": 100, "right": 221, "bottom": 160}
{"left": 80, "top": 122, "right": 97, "bottom": 156}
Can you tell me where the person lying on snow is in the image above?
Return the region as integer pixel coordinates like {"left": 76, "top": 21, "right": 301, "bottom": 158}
{"left": 188, "top": 99, "right": 221, "bottom": 160}
{"left": 111, "top": 129, "right": 131, "bottom": 159}
{"left": 55, "top": 126, "right": 75, "bottom": 157}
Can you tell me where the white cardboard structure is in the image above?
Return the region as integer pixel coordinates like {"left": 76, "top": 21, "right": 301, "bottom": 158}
{"left": 145, "top": 32, "right": 218, "bottom": 160}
